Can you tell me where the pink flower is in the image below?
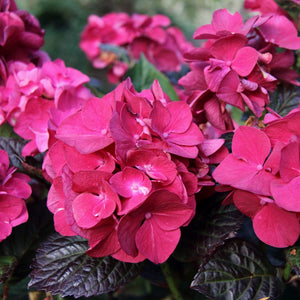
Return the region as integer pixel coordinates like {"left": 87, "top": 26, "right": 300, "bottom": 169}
{"left": 270, "top": 141, "right": 300, "bottom": 212}
{"left": 217, "top": 71, "right": 269, "bottom": 117}
{"left": 80, "top": 12, "right": 193, "bottom": 82}
{"left": 193, "top": 8, "right": 259, "bottom": 40}
{"left": 110, "top": 167, "right": 152, "bottom": 215}
{"left": 0, "top": 149, "right": 31, "bottom": 241}
{"left": 244, "top": 0, "right": 283, "bottom": 15}
{"left": 56, "top": 96, "right": 114, "bottom": 154}
{"left": 258, "top": 14, "right": 300, "bottom": 49}
{"left": 126, "top": 148, "right": 177, "bottom": 184}
{"left": 72, "top": 171, "right": 119, "bottom": 229}
{"left": 213, "top": 126, "right": 277, "bottom": 196}
{"left": 117, "top": 189, "right": 193, "bottom": 264}
{"left": 45, "top": 79, "right": 203, "bottom": 264}
{"left": 232, "top": 190, "right": 300, "bottom": 248}
{"left": 149, "top": 100, "right": 203, "bottom": 158}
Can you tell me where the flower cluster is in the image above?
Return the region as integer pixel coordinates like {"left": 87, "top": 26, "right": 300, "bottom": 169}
{"left": 0, "top": 59, "right": 92, "bottom": 156}
{"left": 0, "top": 149, "right": 31, "bottom": 241}
{"left": 213, "top": 108, "right": 300, "bottom": 247}
{"left": 179, "top": 8, "right": 300, "bottom": 131}
{"left": 43, "top": 78, "right": 209, "bottom": 264}
{"left": 0, "top": 0, "right": 45, "bottom": 69}
{"left": 0, "top": 0, "right": 47, "bottom": 125}
{"left": 79, "top": 12, "right": 193, "bottom": 83}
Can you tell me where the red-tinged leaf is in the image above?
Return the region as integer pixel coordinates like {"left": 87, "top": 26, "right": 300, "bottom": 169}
{"left": 29, "top": 234, "right": 142, "bottom": 298}
{"left": 191, "top": 239, "right": 284, "bottom": 299}
{"left": 173, "top": 193, "right": 244, "bottom": 262}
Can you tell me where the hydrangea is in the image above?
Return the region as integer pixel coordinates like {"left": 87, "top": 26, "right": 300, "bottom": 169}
{"left": 179, "top": 8, "right": 300, "bottom": 131}
{"left": 213, "top": 115, "right": 300, "bottom": 248}
{"left": 0, "top": 149, "right": 31, "bottom": 241}
{"left": 44, "top": 79, "right": 211, "bottom": 264}
{"left": 79, "top": 12, "right": 193, "bottom": 83}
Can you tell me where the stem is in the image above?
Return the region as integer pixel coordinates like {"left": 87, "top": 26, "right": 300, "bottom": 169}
{"left": 2, "top": 284, "right": 9, "bottom": 300}
{"left": 160, "top": 261, "right": 184, "bottom": 300}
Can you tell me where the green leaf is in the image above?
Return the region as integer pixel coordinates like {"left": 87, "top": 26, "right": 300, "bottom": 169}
{"left": 285, "top": 246, "right": 300, "bottom": 277}
{"left": 126, "top": 54, "right": 179, "bottom": 101}
{"left": 0, "top": 256, "right": 17, "bottom": 284}
{"left": 29, "top": 234, "right": 143, "bottom": 298}
{"left": 191, "top": 239, "right": 285, "bottom": 300}
{"left": 0, "top": 123, "right": 20, "bottom": 138}
{"left": 173, "top": 193, "right": 244, "bottom": 262}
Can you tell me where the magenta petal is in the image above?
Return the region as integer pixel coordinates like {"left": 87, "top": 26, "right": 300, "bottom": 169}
{"left": 72, "top": 192, "right": 116, "bottom": 228}
{"left": 54, "top": 210, "right": 76, "bottom": 236}
{"left": 213, "top": 154, "right": 274, "bottom": 196}
{"left": 143, "top": 190, "right": 193, "bottom": 230}
{"left": 126, "top": 149, "right": 177, "bottom": 183}
{"left": 259, "top": 15, "right": 300, "bottom": 50}
{"left": 165, "top": 102, "right": 192, "bottom": 133}
{"left": 279, "top": 142, "right": 300, "bottom": 182}
{"left": 118, "top": 213, "right": 144, "bottom": 257}
{"left": 253, "top": 203, "right": 300, "bottom": 247}
{"left": 271, "top": 177, "right": 300, "bottom": 212}
{"left": 112, "top": 248, "right": 145, "bottom": 263}
{"left": 217, "top": 71, "right": 245, "bottom": 111}
{"left": 167, "top": 123, "right": 203, "bottom": 146}
{"left": 151, "top": 100, "right": 170, "bottom": 134}
{"left": 165, "top": 143, "right": 199, "bottom": 159}
{"left": 110, "top": 167, "right": 151, "bottom": 199}
{"left": 263, "top": 111, "right": 300, "bottom": 145}
{"left": 193, "top": 24, "right": 217, "bottom": 39}
{"left": 232, "top": 126, "right": 271, "bottom": 165}
{"left": 231, "top": 47, "right": 258, "bottom": 76}
{"left": 56, "top": 112, "right": 113, "bottom": 154}
{"left": 210, "top": 35, "right": 247, "bottom": 61}
{"left": 232, "top": 190, "right": 262, "bottom": 218}
{"left": 0, "top": 194, "right": 24, "bottom": 220}
{"left": 136, "top": 220, "right": 180, "bottom": 264}
{"left": 81, "top": 97, "right": 113, "bottom": 132}
{"left": 152, "top": 205, "right": 193, "bottom": 231}
{"left": 0, "top": 213, "right": 12, "bottom": 241}
{"left": 10, "top": 202, "right": 28, "bottom": 227}
{"left": 211, "top": 9, "right": 243, "bottom": 33}
{"left": 86, "top": 217, "right": 120, "bottom": 257}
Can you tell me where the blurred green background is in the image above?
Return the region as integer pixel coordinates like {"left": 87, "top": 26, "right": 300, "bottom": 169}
{"left": 14, "top": 0, "right": 246, "bottom": 76}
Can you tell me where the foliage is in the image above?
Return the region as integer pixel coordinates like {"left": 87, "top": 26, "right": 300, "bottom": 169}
{"left": 1, "top": 0, "right": 300, "bottom": 299}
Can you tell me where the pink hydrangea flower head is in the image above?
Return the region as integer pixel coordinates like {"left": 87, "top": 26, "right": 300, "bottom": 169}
{"left": 0, "top": 1, "right": 44, "bottom": 63}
